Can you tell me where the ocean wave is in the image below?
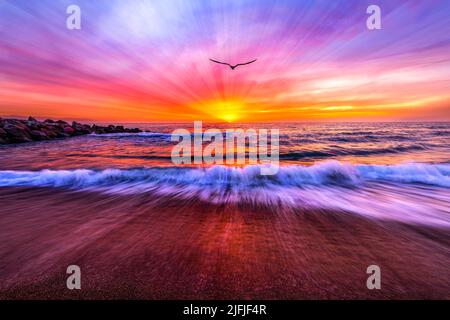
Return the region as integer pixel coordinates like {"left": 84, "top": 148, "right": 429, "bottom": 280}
{"left": 90, "top": 132, "right": 171, "bottom": 138}
{"left": 432, "top": 130, "right": 450, "bottom": 136}
{"left": 0, "top": 161, "right": 449, "bottom": 189}
{"left": 325, "top": 134, "right": 411, "bottom": 143}
{"left": 65, "top": 153, "right": 173, "bottom": 160}
{"left": 280, "top": 144, "right": 428, "bottom": 159}
{"left": 0, "top": 161, "right": 449, "bottom": 227}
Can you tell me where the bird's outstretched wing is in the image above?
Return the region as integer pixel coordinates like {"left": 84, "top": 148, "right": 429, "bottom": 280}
{"left": 234, "top": 59, "right": 257, "bottom": 68}
{"left": 209, "top": 59, "right": 232, "bottom": 68}
{"left": 210, "top": 58, "right": 257, "bottom": 70}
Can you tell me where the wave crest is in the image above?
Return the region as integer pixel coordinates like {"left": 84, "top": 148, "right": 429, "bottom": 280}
{"left": 1, "top": 161, "right": 449, "bottom": 189}
{"left": 1, "top": 161, "right": 449, "bottom": 227}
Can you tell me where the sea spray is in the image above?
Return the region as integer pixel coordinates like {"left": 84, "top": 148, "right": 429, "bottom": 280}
{"left": 0, "top": 161, "right": 449, "bottom": 227}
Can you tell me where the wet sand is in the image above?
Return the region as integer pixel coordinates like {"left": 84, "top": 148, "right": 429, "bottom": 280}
{"left": 0, "top": 186, "right": 448, "bottom": 299}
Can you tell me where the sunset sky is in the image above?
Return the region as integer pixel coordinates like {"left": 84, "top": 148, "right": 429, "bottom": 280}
{"left": 0, "top": 0, "right": 449, "bottom": 122}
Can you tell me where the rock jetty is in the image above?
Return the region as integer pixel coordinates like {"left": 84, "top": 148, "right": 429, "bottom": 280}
{"left": 0, "top": 116, "right": 142, "bottom": 144}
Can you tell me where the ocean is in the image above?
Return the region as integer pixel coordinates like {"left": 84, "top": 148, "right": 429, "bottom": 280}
{"left": 1, "top": 122, "right": 449, "bottom": 227}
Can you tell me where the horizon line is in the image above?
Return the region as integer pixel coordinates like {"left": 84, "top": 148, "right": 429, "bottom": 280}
{"left": 2, "top": 115, "right": 450, "bottom": 124}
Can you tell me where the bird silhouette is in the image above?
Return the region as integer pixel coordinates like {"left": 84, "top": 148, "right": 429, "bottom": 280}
{"left": 209, "top": 58, "right": 257, "bottom": 70}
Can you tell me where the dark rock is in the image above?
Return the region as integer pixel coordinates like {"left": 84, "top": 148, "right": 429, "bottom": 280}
{"left": 27, "top": 119, "right": 40, "bottom": 128}
{"left": 4, "top": 119, "right": 28, "bottom": 128}
{"left": 0, "top": 117, "right": 143, "bottom": 144}
{"left": 3, "top": 123, "right": 33, "bottom": 143}
{"left": 41, "top": 128, "right": 58, "bottom": 139}
{"left": 56, "top": 120, "right": 69, "bottom": 126}
{"left": 106, "top": 125, "right": 116, "bottom": 133}
{"left": 82, "top": 124, "right": 92, "bottom": 133}
{"left": 72, "top": 121, "right": 82, "bottom": 130}
{"left": 0, "top": 127, "right": 9, "bottom": 144}
{"left": 72, "top": 121, "right": 92, "bottom": 133}
{"left": 71, "top": 121, "right": 83, "bottom": 135}
{"left": 64, "top": 127, "right": 75, "bottom": 135}
{"left": 30, "top": 130, "right": 49, "bottom": 141}
{"left": 92, "top": 125, "right": 108, "bottom": 134}
{"left": 58, "top": 132, "right": 71, "bottom": 138}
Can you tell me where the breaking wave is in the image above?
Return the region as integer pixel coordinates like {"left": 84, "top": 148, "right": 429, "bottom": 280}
{"left": 0, "top": 160, "right": 449, "bottom": 189}
{"left": 1, "top": 161, "right": 449, "bottom": 227}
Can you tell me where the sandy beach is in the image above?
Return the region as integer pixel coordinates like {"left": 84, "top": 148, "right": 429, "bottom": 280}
{"left": 0, "top": 186, "right": 448, "bottom": 300}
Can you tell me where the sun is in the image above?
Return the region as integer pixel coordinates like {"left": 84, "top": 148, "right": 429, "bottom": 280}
{"left": 213, "top": 100, "right": 244, "bottom": 122}
{"left": 222, "top": 113, "right": 237, "bottom": 123}
{"left": 190, "top": 99, "right": 244, "bottom": 122}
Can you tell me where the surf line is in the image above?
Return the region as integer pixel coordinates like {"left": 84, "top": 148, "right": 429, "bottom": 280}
{"left": 170, "top": 121, "right": 279, "bottom": 175}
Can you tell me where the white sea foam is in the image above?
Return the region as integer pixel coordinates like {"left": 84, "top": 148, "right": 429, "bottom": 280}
{"left": 1, "top": 161, "right": 449, "bottom": 227}
{"left": 0, "top": 161, "right": 449, "bottom": 188}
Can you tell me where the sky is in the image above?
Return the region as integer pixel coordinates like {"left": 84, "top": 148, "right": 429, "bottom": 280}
{"left": 0, "top": 0, "right": 449, "bottom": 122}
